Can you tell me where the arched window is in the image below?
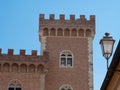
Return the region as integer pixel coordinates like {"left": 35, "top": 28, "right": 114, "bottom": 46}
{"left": 60, "top": 50, "right": 73, "bottom": 68}
{"left": 8, "top": 80, "right": 22, "bottom": 90}
{"left": 60, "top": 84, "right": 73, "bottom": 90}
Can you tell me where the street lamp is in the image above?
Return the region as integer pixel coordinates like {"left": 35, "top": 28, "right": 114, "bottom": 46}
{"left": 99, "top": 32, "right": 115, "bottom": 70}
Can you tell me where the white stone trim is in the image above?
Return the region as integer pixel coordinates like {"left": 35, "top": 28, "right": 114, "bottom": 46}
{"left": 59, "top": 50, "right": 74, "bottom": 68}
{"left": 40, "top": 74, "right": 45, "bottom": 90}
{"left": 7, "top": 79, "right": 22, "bottom": 90}
{"left": 59, "top": 84, "right": 73, "bottom": 90}
{"left": 88, "top": 38, "right": 93, "bottom": 90}
{"left": 41, "top": 37, "right": 46, "bottom": 54}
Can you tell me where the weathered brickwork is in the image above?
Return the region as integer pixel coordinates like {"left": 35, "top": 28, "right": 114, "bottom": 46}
{"left": 0, "top": 14, "right": 95, "bottom": 90}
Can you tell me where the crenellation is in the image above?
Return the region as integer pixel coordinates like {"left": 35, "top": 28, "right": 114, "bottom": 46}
{"left": 60, "top": 14, "right": 65, "bottom": 20}
{"left": 50, "top": 14, "right": 55, "bottom": 20}
{"left": 39, "top": 14, "right": 95, "bottom": 32}
{"left": 1, "top": 49, "right": 46, "bottom": 62}
{"left": 0, "top": 49, "right": 49, "bottom": 63}
{"left": 90, "top": 15, "right": 95, "bottom": 25}
{"left": 70, "top": 15, "right": 75, "bottom": 20}
{"left": 40, "top": 14, "right": 44, "bottom": 20}
{"left": 32, "top": 50, "right": 37, "bottom": 56}
{"left": 80, "top": 15, "right": 86, "bottom": 20}
{"left": 39, "top": 14, "right": 95, "bottom": 39}
{"left": 20, "top": 50, "right": 25, "bottom": 56}
{"left": 40, "top": 14, "right": 95, "bottom": 22}
{"left": 0, "top": 49, "right": 40, "bottom": 56}
{"left": 90, "top": 15, "right": 95, "bottom": 20}
{"left": 8, "top": 49, "right": 14, "bottom": 55}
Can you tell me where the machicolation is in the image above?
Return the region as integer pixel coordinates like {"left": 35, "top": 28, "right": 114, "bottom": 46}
{"left": 39, "top": 14, "right": 95, "bottom": 38}
{"left": 0, "top": 48, "right": 49, "bottom": 73}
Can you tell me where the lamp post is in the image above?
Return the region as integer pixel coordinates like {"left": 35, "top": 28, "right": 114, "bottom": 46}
{"left": 99, "top": 32, "right": 115, "bottom": 70}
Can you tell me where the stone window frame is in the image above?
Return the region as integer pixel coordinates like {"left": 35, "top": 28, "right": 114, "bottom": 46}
{"left": 7, "top": 79, "right": 22, "bottom": 90}
{"left": 59, "top": 84, "right": 73, "bottom": 90}
{"left": 59, "top": 50, "right": 74, "bottom": 68}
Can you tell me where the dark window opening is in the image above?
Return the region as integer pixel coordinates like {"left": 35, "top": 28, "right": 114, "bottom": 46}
{"left": 61, "top": 58, "right": 66, "bottom": 66}
{"left": 8, "top": 88, "right": 21, "bottom": 90}
{"left": 8, "top": 88, "right": 14, "bottom": 90}
{"left": 67, "top": 58, "right": 72, "bottom": 66}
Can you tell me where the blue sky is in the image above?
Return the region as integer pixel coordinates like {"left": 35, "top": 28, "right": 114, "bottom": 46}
{"left": 0, "top": 0, "right": 120, "bottom": 90}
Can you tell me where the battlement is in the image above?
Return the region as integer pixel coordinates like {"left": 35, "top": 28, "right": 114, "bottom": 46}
{"left": 0, "top": 48, "right": 39, "bottom": 56}
{"left": 39, "top": 14, "right": 95, "bottom": 39}
{"left": 39, "top": 14, "right": 95, "bottom": 21}
{"left": 0, "top": 48, "right": 49, "bottom": 74}
{"left": 0, "top": 48, "right": 48, "bottom": 56}
{"left": 0, "top": 48, "right": 49, "bottom": 72}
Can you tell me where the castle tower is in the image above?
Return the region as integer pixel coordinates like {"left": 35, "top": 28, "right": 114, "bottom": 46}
{"left": 39, "top": 14, "right": 95, "bottom": 90}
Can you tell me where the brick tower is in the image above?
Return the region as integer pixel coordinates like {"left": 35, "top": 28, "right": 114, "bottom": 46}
{"left": 39, "top": 14, "right": 95, "bottom": 90}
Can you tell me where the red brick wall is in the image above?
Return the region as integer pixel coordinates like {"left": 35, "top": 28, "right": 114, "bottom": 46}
{"left": 45, "top": 37, "right": 89, "bottom": 90}
{"left": 0, "top": 73, "right": 40, "bottom": 90}
{"left": 0, "top": 51, "right": 48, "bottom": 90}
